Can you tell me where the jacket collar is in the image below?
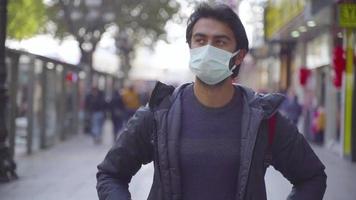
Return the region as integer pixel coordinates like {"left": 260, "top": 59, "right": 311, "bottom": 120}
{"left": 149, "top": 81, "right": 285, "bottom": 118}
{"left": 235, "top": 84, "right": 284, "bottom": 199}
{"left": 236, "top": 84, "right": 285, "bottom": 118}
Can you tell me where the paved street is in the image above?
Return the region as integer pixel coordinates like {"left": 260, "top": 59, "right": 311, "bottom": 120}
{"left": 1, "top": 121, "right": 356, "bottom": 200}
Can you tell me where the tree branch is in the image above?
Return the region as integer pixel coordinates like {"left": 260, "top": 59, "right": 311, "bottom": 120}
{"left": 58, "top": 0, "right": 79, "bottom": 39}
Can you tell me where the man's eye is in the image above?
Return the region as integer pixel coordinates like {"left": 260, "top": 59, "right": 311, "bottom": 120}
{"left": 216, "top": 40, "right": 226, "bottom": 46}
{"left": 195, "top": 39, "right": 205, "bottom": 45}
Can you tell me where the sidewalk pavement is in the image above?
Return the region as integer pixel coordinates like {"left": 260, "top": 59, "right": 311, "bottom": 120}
{"left": 1, "top": 121, "right": 356, "bottom": 200}
{"left": 265, "top": 144, "right": 356, "bottom": 200}
{"left": 0, "top": 121, "right": 114, "bottom": 200}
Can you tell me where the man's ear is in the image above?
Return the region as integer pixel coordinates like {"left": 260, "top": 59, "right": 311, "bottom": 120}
{"left": 234, "top": 49, "right": 247, "bottom": 66}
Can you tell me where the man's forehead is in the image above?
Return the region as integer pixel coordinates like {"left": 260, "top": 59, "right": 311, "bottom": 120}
{"left": 192, "top": 18, "right": 235, "bottom": 38}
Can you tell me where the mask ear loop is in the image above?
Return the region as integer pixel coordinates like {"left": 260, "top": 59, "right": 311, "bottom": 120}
{"left": 230, "top": 65, "right": 237, "bottom": 72}
{"left": 229, "top": 50, "right": 240, "bottom": 72}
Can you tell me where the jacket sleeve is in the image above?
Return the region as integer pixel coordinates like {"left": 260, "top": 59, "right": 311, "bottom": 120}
{"left": 96, "top": 106, "right": 154, "bottom": 200}
{"left": 271, "top": 112, "right": 327, "bottom": 200}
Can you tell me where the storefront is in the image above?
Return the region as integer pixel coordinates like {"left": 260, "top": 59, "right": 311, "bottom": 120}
{"left": 243, "top": 44, "right": 281, "bottom": 92}
{"left": 264, "top": 0, "right": 306, "bottom": 91}
{"left": 264, "top": 0, "right": 356, "bottom": 161}
{"left": 302, "top": 32, "right": 335, "bottom": 145}
{"left": 264, "top": 0, "right": 353, "bottom": 157}
{"left": 337, "top": 1, "right": 356, "bottom": 161}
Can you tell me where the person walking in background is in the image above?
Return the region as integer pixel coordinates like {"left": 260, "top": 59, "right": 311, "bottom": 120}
{"left": 279, "top": 88, "right": 302, "bottom": 125}
{"left": 312, "top": 105, "right": 325, "bottom": 145}
{"left": 97, "top": 3, "right": 326, "bottom": 200}
{"left": 121, "top": 84, "right": 141, "bottom": 120}
{"left": 85, "top": 87, "right": 106, "bottom": 144}
{"left": 108, "top": 89, "right": 126, "bottom": 141}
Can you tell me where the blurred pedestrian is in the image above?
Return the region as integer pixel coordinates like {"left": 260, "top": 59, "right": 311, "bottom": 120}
{"left": 97, "top": 3, "right": 326, "bottom": 200}
{"left": 312, "top": 105, "right": 325, "bottom": 145}
{"left": 109, "top": 89, "right": 126, "bottom": 140}
{"left": 279, "top": 89, "right": 302, "bottom": 125}
{"left": 121, "top": 84, "right": 141, "bottom": 120}
{"left": 85, "top": 87, "right": 106, "bottom": 144}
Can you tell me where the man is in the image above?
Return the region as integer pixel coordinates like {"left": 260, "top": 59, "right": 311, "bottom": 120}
{"left": 85, "top": 87, "right": 106, "bottom": 144}
{"left": 97, "top": 3, "right": 326, "bottom": 200}
{"left": 108, "top": 88, "right": 126, "bottom": 140}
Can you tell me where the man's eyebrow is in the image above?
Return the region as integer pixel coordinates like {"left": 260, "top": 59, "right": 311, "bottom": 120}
{"left": 213, "top": 35, "right": 232, "bottom": 41}
{"left": 192, "top": 33, "right": 232, "bottom": 41}
{"left": 192, "top": 33, "right": 207, "bottom": 38}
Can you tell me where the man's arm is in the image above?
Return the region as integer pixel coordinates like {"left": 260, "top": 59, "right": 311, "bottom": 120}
{"left": 96, "top": 106, "right": 154, "bottom": 200}
{"left": 271, "top": 112, "right": 327, "bottom": 200}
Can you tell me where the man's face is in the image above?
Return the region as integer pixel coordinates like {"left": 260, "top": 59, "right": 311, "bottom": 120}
{"left": 190, "top": 17, "right": 237, "bottom": 53}
{"left": 190, "top": 17, "right": 246, "bottom": 69}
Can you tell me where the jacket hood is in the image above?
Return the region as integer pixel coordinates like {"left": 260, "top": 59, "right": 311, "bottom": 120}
{"left": 237, "top": 84, "right": 285, "bottom": 118}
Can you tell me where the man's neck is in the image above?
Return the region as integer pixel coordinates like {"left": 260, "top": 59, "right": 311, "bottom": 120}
{"left": 193, "top": 78, "right": 235, "bottom": 108}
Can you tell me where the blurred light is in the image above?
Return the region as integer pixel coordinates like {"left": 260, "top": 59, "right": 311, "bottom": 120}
{"left": 47, "top": 62, "right": 55, "bottom": 70}
{"left": 307, "top": 20, "right": 316, "bottom": 27}
{"left": 103, "top": 12, "right": 115, "bottom": 22}
{"left": 70, "top": 11, "right": 82, "bottom": 21}
{"left": 337, "top": 32, "right": 343, "bottom": 38}
{"left": 78, "top": 28, "right": 86, "bottom": 37}
{"left": 81, "top": 42, "right": 93, "bottom": 51}
{"left": 291, "top": 31, "right": 300, "bottom": 38}
{"left": 79, "top": 71, "right": 86, "bottom": 79}
{"left": 93, "top": 30, "right": 101, "bottom": 38}
{"left": 57, "top": 65, "right": 63, "bottom": 72}
{"left": 299, "top": 26, "right": 307, "bottom": 32}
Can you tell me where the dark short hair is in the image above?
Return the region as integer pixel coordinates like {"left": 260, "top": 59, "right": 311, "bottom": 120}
{"left": 186, "top": 3, "right": 249, "bottom": 78}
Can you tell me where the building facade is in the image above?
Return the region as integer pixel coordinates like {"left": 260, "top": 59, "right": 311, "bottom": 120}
{"left": 261, "top": 0, "right": 356, "bottom": 161}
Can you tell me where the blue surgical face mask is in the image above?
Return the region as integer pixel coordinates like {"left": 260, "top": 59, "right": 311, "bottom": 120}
{"left": 189, "top": 45, "right": 240, "bottom": 85}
